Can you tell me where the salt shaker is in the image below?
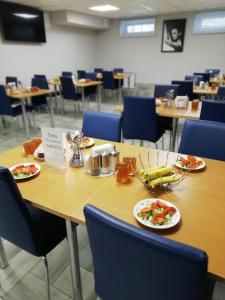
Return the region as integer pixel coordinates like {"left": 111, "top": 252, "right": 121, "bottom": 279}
{"left": 90, "top": 154, "right": 100, "bottom": 176}
{"left": 109, "top": 148, "right": 120, "bottom": 173}
{"left": 100, "top": 152, "right": 110, "bottom": 174}
{"left": 84, "top": 154, "right": 92, "bottom": 173}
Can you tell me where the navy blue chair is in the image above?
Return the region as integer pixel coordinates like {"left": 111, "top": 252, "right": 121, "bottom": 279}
{"left": 102, "top": 71, "right": 118, "bottom": 91}
{"left": 171, "top": 80, "right": 194, "bottom": 100}
{"left": 85, "top": 72, "right": 98, "bottom": 98}
{"left": 113, "top": 68, "right": 124, "bottom": 74}
{"left": 60, "top": 76, "right": 81, "bottom": 113}
{"left": 0, "top": 85, "right": 32, "bottom": 133}
{"left": 200, "top": 100, "right": 225, "bottom": 123}
{"left": 84, "top": 204, "right": 215, "bottom": 300}
{"left": 61, "top": 71, "right": 73, "bottom": 77}
{"left": 122, "top": 96, "right": 164, "bottom": 147}
{"left": 94, "top": 68, "right": 104, "bottom": 74}
{"left": 154, "top": 84, "right": 179, "bottom": 98}
{"left": 5, "top": 76, "right": 18, "bottom": 87}
{"left": 82, "top": 111, "right": 122, "bottom": 142}
{"left": 193, "top": 73, "right": 210, "bottom": 83}
{"left": 0, "top": 166, "right": 67, "bottom": 299}
{"left": 184, "top": 75, "right": 203, "bottom": 86}
{"left": 34, "top": 74, "right": 49, "bottom": 88}
{"left": 216, "top": 86, "right": 225, "bottom": 100}
{"left": 30, "top": 78, "right": 49, "bottom": 110}
{"left": 179, "top": 119, "right": 225, "bottom": 161}
{"left": 86, "top": 72, "right": 97, "bottom": 81}
{"left": 205, "top": 69, "right": 220, "bottom": 77}
{"left": 77, "top": 70, "right": 86, "bottom": 80}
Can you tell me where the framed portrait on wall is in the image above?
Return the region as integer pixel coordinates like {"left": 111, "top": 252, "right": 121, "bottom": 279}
{"left": 161, "top": 19, "right": 186, "bottom": 52}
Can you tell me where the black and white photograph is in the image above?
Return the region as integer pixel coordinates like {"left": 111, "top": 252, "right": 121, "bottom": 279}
{"left": 161, "top": 19, "right": 186, "bottom": 52}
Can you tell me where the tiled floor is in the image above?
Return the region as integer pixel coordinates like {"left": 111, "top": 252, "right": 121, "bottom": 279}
{"left": 0, "top": 86, "right": 224, "bottom": 299}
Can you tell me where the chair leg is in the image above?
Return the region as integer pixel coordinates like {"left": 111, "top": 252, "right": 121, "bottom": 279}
{"left": 140, "top": 140, "right": 144, "bottom": 147}
{"left": 32, "top": 111, "right": 36, "bottom": 130}
{"left": 0, "top": 238, "right": 8, "bottom": 270}
{"left": 43, "top": 256, "right": 51, "bottom": 300}
{"left": 155, "top": 143, "right": 158, "bottom": 149}
{"left": 169, "top": 131, "right": 172, "bottom": 151}
{"left": 162, "top": 134, "right": 165, "bottom": 150}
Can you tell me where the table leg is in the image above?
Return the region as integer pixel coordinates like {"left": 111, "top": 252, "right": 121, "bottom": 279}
{"left": 97, "top": 85, "right": 101, "bottom": 112}
{"left": 81, "top": 88, "right": 85, "bottom": 112}
{"left": 66, "top": 220, "right": 83, "bottom": 300}
{"left": 21, "top": 98, "right": 30, "bottom": 138}
{"left": 118, "top": 80, "right": 122, "bottom": 104}
{"left": 170, "top": 118, "right": 178, "bottom": 152}
{"left": 0, "top": 238, "right": 8, "bottom": 269}
{"left": 48, "top": 93, "right": 55, "bottom": 128}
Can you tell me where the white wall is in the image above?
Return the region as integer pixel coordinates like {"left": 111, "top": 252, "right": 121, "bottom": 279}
{"left": 94, "top": 12, "right": 225, "bottom": 84}
{"left": 0, "top": 13, "right": 97, "bottom": 86}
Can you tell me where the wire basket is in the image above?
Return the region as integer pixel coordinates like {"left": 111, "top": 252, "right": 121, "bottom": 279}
{"left": 136, "top": 151, "right": 188, "bottom": 194}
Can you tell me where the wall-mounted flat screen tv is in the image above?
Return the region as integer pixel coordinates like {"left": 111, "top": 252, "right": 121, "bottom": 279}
{"left": 0, "top": 2, "right": 46, "bottom": 43}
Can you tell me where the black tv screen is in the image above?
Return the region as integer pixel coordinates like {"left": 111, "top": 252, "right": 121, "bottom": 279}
{"left": 0, "top": 2, "right": 46, "bottom": 43}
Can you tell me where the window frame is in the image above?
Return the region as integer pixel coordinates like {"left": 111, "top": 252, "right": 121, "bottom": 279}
{"left": 120, "top": 17, "right": 156, "bottom": 38}
{"left": 193, "top": 11, "right": 225, "bottom": 35}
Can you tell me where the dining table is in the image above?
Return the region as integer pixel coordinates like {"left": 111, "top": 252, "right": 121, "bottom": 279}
{"left": 48, "top": 78, "right": 102, "bottom": 112}
{"left": 8, "top": 89, "right": 55, "bottom": 137}
{"left": 0, "top": 139, "right": 225, "bottom": 300}
{"left": 209, "top": 78, "right": 225, "bottom": 85}
{"left": 114, "top": 100, "right": 201, "bottom": 152}
{"left": 193, "top": 86, "right": 218, "bottom": 98}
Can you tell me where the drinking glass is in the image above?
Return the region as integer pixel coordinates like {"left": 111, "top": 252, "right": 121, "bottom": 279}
{"left": 123, "top": 157, "right": 136, "bottom": 176}
{"left": 115, "top": 163, "right": 129, "bottom": 183}
{"left": 23, "top": 141, "right": 35, "bottom": 157}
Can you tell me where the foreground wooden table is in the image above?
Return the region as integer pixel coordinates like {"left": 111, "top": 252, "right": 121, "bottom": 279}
{"left": 1, "top": 140, "right": 224, "bottom": 298}
{"left": 115, "top": 100, "right": 201, "bottom": 151}
{"left": 8, "top": 89, "right": 55, "bottom": 137}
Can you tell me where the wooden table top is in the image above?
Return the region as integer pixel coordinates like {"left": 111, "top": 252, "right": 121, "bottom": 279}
{"left": 7, "top": 89, "right": 54, "bottom": 99}
{"left": 1, "top": 140, "right": 225, "bottom": 281}
{"left": 48, "top": 78, "right": 102, "bottom": 88}
{"left": 193, "top": 86, "right": 218, "bottom": 95}
{"left": 210, "top": 78, "right": 225, "bottom": 84}
{"left": 114, "top": 100, "right": 201, "bottom": 120}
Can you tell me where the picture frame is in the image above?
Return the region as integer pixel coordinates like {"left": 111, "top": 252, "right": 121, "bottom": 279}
{"left": 161, "top": 19, "right": 186, "bottom": 52}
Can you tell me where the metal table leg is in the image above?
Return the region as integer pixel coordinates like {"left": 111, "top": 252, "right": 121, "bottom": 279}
{"left": 81, "top": 88, "right": 85, "bottom": 112}
{"left": 170, "top": 118, "right": 178, "bottom": 152}
{"left": 118, "top": 80, "right": 122, "bottom": 104}
{"left": 0, "top": 238, "right": 8, "bottom": 269}
{"left": 66, "top": 220, "right": 83, "bottom": 300}
{"left": 97, "top": 84, "right": 101, "bottom": 112}
{"left": 48, "top": 93, "right": 55, "bottom": 128}
{"left": 21, "top": 98, "right": 30, "bottom": 138}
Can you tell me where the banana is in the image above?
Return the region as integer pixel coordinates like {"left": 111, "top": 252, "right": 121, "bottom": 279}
{"left": 139, "top": 165, "right": 165, "bottom": 178}
{"left": 144, "top": 167, "right": 172, "bottom": 181}
{"left": 149, "top": 174, "right": 182, "bottom": 188}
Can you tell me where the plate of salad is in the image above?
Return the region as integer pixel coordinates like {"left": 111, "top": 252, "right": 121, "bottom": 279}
{"left": 175, "top": 155, "right": 206, "bottom": 171}
{"left": 9, "top": 163, "right": 40, "bottom": 180}
{"left": 133, "top": 198, "right": 180, "bottom": 229}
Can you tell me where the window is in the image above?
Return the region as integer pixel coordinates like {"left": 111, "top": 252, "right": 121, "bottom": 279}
{"left": 193, "top": 11, "right": 225, "bottom": 34}
{"left": 120, "top": 18, "right": 156, "bottom": 38}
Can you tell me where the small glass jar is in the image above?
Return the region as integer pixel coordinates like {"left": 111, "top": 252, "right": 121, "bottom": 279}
{"left": 123, "top": 157, "right": 136, "bottom": 176}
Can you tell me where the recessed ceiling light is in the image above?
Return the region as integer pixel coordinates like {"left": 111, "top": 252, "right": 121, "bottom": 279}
{"left": 14, "top": 13, "right": 39, "bottom": 19}
{"left": 89, "top": 5, "right": 120, "bottom": 12}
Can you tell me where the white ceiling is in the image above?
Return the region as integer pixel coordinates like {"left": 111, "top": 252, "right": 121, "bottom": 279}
{"left": 4, "top": 0, "right": 225, "bottom": 19}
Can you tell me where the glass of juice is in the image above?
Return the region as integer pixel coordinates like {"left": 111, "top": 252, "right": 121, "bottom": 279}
{"left": 115, "top": 163, "right": 129, "bottom": 183}
{"left": 123, "top": 157, "right": 136, "bottom": 176}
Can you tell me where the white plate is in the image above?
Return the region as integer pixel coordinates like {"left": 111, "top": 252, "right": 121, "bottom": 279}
{"left": 9, "top": 163, "right": 41, "bottom": 180}
{"left": 133, "top": 198, "right": 180, "bottom": 230}
{"left": 175, "top": 155, "right": 206, "bottom": 171}
{"left": 80, "top": 137, "right": 95, "bottom": 149}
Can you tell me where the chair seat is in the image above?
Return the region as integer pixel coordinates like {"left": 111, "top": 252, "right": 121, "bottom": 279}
{"left": 26, "top": 201, "right": 66, "bottom": 256}
{"left": 157, "top": 116, "right": 173, "bottom": 131}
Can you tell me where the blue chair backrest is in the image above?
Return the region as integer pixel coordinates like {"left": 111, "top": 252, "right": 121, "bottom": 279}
{"left": 94, "top": 68, "right": 103, "bottom": 74}
{"left": 184, "top": 75, "right": 203, "bottom": 85}
{"left": 82, "top": 111, "right": 121, "bottom": 142}
{"left": 113, "top": 68, "right": 124, "bottom": 74}
{"left": 216, "top": 86, "right": 225, "bottom": 100}
{"left": 200, "top": 100, "right": 225, "bottom": 123}
{"left": 6, "top": 76, "right": 18, "bottom": 87}
{"left": 179, "top": 119, "right": 225, "bottom": 161}
{"left": 171, "top": 80, "right": 194, "bottom": 100}
{"left": 34, "top": 74, "right": 48, "bottom": 87}
{"left": 0, "top": 166, "right": 37, "bottom": 254}
{"left": 154, "top": 84, "right": 179, "bottom": 98}
{"left": 102, "top": 71, "right": 116, "bottom": 90}
{"left": 32, "top": 77, "right": 48, "bottom": 89}
{"left": 84, "top": 204, "right": 209, "bottom": 300}
{"left": 59, "top": 76, "right": 77, "bottom": 100}
{"left": 0, "top": 85, "right": 14, "bottom": 116}
{"left": 86, "top": 72, "right": 97, "bottom": 81}
{"left": 61, "top": 71, "right": 73, "bottom": 77}
{"left": 77, "top": 70, "right": 86, "bottom": 80}
{"left": 123, "top": 96, "right": 158, "bottom": 141}
{"left": 205, "top": 69, "right": 220, "bottom": 77}
{"left": 193, "top": 72, "right": 210, "bottom": 83}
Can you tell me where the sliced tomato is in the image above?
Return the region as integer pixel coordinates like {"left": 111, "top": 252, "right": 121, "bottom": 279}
{"left": 152, "top": 213, "right": 166, "bottom": 225}
{"left": 163, "top": 206, "right": 176, "bottom": 216}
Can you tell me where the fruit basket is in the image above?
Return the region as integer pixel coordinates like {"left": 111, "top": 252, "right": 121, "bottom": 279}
{"left": 136, "top": 151, "right": 187, "bottom": 194}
